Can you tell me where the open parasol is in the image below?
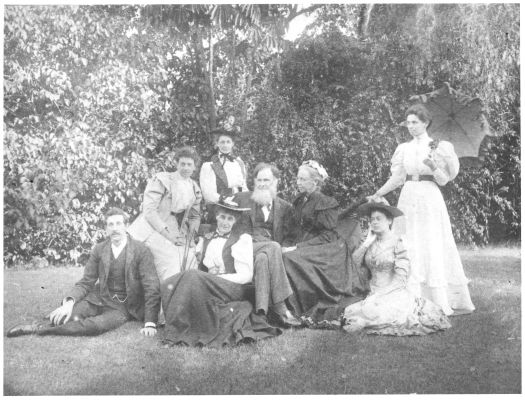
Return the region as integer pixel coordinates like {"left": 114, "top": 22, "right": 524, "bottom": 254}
{"left": 408, "top": 82, "right": 492, "bottom": 160}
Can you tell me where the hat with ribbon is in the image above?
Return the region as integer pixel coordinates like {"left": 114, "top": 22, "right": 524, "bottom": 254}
{"left": 214, "top": 197, "right": 250, "bottom": 215}
{"left": 357, "top": 198, "right": 404, "bottom": 219}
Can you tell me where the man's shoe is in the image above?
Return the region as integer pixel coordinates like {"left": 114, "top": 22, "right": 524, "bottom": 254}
{"left": 6, "top": 321, "right": 41, "bottom": 337}
{"left": 6, "top": 321, "right": 42, "bottom": 338}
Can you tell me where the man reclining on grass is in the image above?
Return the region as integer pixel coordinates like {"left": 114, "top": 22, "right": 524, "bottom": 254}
{"left": 7, "top": 207, "right": 161, "bottom": 338}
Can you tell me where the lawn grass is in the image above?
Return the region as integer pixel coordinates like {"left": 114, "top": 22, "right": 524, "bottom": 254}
{"left": 3, "top": 246, "right": 521, "bottom": 395}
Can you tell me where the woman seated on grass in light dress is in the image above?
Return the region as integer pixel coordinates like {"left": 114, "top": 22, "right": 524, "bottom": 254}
{"left": 342, "top": 201, "right": 451, "bottom": 336}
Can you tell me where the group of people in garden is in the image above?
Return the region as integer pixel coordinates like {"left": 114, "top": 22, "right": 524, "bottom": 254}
{"left": 7, "top": 104, "right": 475, "bottom": 347}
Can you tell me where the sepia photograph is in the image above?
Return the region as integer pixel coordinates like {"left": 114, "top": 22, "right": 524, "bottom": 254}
{"left": 3, "top": 2, "right": 521, "bottom": 395}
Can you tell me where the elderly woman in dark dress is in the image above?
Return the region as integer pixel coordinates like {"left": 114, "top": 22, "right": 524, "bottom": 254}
{"left": 282, "top": 160, "right": 365, "bottom": 326}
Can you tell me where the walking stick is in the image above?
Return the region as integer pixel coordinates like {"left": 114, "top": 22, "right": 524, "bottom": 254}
{"left": 179, "top": 203, "right": 194, "bottom": 272}
{"left": 181, "top": 228, "right": 195, "bottom": 272}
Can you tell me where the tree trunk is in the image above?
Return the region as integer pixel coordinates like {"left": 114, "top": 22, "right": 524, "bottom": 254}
{"left": 357, "top": 4, "right": 374, "bottom": 40}
{"left": 191, "top": 28, "right": 216, "bottom": 133}
{"left": 228, "top": 28, "right": 237, "bottom": 86}
{"left": 240, "top": 48, "right": 254, "bottom": 135}
{"left": 207, "top": 28, "right": 217, "bottom": 131}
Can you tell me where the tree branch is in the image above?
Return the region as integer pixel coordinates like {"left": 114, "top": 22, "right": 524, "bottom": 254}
{"left": 286, "top": 4, "right": 324, "bottom": 23}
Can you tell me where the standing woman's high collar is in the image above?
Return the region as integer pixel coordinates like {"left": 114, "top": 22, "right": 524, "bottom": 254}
{"left": 413, "top": 132, "right": 431, "bottom": 144}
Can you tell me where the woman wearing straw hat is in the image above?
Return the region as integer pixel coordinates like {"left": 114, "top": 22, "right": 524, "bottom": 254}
{"left": 159, "top": 199, "right": 281, "bottom": 347}
{"left": 342, "top": 201, "right": 451, "bottom": 335}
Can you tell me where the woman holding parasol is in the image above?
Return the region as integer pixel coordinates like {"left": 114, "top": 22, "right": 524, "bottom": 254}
{"left": 367, "top": 104, "right": 475, "bottom": 316}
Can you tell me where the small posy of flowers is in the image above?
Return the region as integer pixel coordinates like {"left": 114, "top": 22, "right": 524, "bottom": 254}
{"left": 429, "top": 139, "right": 440, "bottom": 151}
{"left": 428, "top": 139, "right": 440, "bottom": 160}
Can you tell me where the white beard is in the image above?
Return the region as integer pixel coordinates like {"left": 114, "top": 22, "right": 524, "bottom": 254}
{"left": 251, "top": 186, "right": 277, "bottom": 206}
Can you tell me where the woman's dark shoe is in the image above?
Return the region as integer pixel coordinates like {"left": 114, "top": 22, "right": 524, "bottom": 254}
{"left": 268, "top": 310, "right": 302, "bottom": 328}
{"left": 6, "top": 321, "right": 42, "bottom": 338}
{"left": 300, "top": 315, "right": 343, "bottom": 330}
{"left": 281, "top": 314, "right": 302, "bottom": 328}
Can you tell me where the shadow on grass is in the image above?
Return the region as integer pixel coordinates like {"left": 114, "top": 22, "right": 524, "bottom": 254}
{"left": 4, "top": 384, "right": 22, "bottom": 396}
{"left": 3, "top": 249, "right": 521, "bottom": 395}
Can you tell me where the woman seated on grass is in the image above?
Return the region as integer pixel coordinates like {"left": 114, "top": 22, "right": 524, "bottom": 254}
{"left": 342, "top": 201, "right": 451, "bottom": 335}
{"left": 159, "top": 200, "right": 281, "bottom": 347}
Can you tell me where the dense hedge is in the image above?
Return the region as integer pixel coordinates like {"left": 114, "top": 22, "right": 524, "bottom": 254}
{"left": 3, "top": 5, "right": 519, "bottom": 266}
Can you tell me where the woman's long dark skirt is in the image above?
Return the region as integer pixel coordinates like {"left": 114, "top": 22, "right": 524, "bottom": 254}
{"left": 161, "top": 270, "right": 281, "bottom": 347}
{"left": 283, "top": 238, "right": 366, "bottom": 323}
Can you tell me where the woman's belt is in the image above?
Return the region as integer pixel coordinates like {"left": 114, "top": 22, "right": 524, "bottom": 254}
{"left": 406, "top": 174, "right": 435, "bottom": 182}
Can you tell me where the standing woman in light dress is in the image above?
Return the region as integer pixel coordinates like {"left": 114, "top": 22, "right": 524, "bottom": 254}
{"left": 128, "top": 146, "right": 202, "bottom": 282}
{"left": 367, "top": 104, "right": 475, "bottom": 316}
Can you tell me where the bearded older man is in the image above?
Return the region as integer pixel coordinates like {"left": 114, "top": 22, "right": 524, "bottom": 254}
{"left": 233, "top": 163, "right": 300, "bottom": 327}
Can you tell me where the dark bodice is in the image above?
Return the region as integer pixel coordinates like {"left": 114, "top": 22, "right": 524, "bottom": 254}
{"left": 288, "top": 190, "right": 340, "bottom": 247}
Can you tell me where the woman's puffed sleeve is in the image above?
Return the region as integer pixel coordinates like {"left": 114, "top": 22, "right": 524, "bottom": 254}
{"left": 392, "top": 237, "right": 410, "bottom": 286}
{"left": 376, "top": 144, "right": 407, "bottom": 196}
{"left": 220, "top": 234, "right": 254, "bottom": 284}
{"left": 199, "top": 162, "right": 220, "bottom": 203}
{"left": 433, "top": 141, "right": 460, "bottom": 186}
{"left": 142, "top": 175, "right": 169, "bottom": 233}
{"left": 315, "top": 198, "right": 339, "bottom": 231}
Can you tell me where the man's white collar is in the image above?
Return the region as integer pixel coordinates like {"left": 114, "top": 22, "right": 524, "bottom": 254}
{"left": 111, "top": 235, "right": 128, "bottom": 258}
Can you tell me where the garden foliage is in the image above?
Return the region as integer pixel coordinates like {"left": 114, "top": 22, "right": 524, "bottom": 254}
{"left": 3, "top": 4, "right": 520, "bottom": 265}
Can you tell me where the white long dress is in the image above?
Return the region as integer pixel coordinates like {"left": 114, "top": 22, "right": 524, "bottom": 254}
{"left": 378, "top": 133, "right": 475, "bottom": 315}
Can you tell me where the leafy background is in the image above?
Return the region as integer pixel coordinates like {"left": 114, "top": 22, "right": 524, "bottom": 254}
{"left": 3, "top": 4, "right": 520, "bottom": 267}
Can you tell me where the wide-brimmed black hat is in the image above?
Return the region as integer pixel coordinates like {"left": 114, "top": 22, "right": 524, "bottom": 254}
{"left": 357, "top": 202, "right": 404, "bottom": 218}
{"left": 213, "top": 198, "right": 250, "bottom": 214}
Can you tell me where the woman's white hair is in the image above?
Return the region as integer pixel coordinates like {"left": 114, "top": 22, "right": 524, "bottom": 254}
{"left": 301, "top": 160, "right": 328, "bottom": 182}
{"left": 300, "top": 160, "right": 329, "bottom": 185}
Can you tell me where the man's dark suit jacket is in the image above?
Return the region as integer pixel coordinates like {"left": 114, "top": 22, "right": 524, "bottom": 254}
{"left": 66, "top": 235, "right": 161, "bottom": 324}
{"left": 233, "top": 191, "right": 294, "bottom": 245}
